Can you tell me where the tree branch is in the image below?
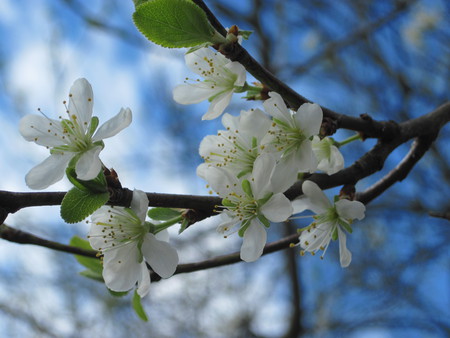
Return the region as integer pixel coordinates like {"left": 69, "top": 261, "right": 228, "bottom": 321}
{"left": 0, "top": 223, "right": 97, "bottom": 258}
{"left": 151, "top": 232, "right": 300, "bottom": 280}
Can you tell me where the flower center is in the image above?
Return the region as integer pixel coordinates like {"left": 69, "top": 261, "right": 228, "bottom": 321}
{"left": 89, "top": 207, "right": 146, "bottom": 253}
{"left": 268, "top": 120, "right": 306, "bottom": 156}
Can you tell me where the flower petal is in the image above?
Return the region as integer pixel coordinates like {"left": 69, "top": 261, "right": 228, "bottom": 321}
{"left": 295, "top": 103, "right": 322, "bottom": 137}
{"left": 271, "top": 153, "right": 299, "bottom": 193}
{"left": 225, "top": 61, "right": 246, "bottom": 86}
{"left": 295, "top": 140, "right": 318, "bottom": 173}
{"left": 302, "top": 180, "right": 331, "bottom": 211}
{"left": 202, "top": 90, "right": 233, "bottom": 120}
{"left": 92, "top": 108, "right": 132, "bottom": 142}
{"left": 173, "top": 83, "right": 213, "bottom": 104}
{"left": 336, "top": 199, "right": 366, "bottom": 221}
{"left": 263, "top": 92, "right": 291, "bottom": 124}
{"left": 75, "top": 146, "right": 102, "bottom": 180}
{"left": 338, "top": 227, "right": 352, "bottom": 268}
{"left": 250, "top": 153, "right": 276, "bottom": 198}
{"left": 102, "top": 244, "right": 142, "bottom": 292}
{"left": 25, "top": 152, "right": 73, "bottom": 189}
{"left": 261, "top": 193, "right": 293, "bottom": 222}
{"left": 292, "top": 180, "right": 330, "bottom": 214}
{"left": 141, "top": 234, "right": 178, "bottom": 279}
{"left": 19, "top": 115, "right": 64, "bottom": 147}
{"left": 185, "top": 48, "right": 229, "bottom": 75}
{"left": 137, "top": 263, "right": 151, "bottom": 297}
{"left": 130, "top": 189, "right": 149, "bottom": 222}
{"left": 68, "top": 78, "right": 94, "bottom": 130}
{"left": 299, "top": 222, "right": 333, "bottom": 252}
{"left": 240, "top": 220, "right": 266, "bottom": 262}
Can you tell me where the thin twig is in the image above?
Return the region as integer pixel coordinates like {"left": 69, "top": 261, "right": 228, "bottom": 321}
{"left": 0, "top": 223, "right": 97, "bottom": 258}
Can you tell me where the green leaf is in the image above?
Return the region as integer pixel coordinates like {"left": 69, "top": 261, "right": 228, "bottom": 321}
{"left": 66, "top": 166, "right": 107, "bottom": 194}
{"left": 178, "top": 218, "right": 190, "bottom": 234}
{"left": 108, "top": 289, "right": 129, "bottom": 297}
{"left": 133, "top": 0, "right": 149, "bottom": 7}
{"left": 239, "top": 30, "right": 253, "bottom": 40}
{"left": 133, "top": 0, "right": 223, "bottom": 48}
{"left": 186, "top": 42, "right": 213, "bottom": 54}
{"left": 79, "top": 269, "right": 103, "bottom": 282}
{"left": 61, "top": 187, "right": 109, "bottom": 223}
{"left": 147, "top": 207, "right": 182, "bottom": 220}
{"left": 132, "top": 290, "right": 149, "bottom": 321}
{"left": 69, "top": 236, "right": 102, "bottom": 272}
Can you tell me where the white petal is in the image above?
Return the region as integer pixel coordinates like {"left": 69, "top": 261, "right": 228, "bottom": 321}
{"left": 238, "top": 109, "right": 272, "bottom": 141}
{"left": 130, "top": 189, "right": 149, "bottom": 222}
{"left": 295, "top": 103, "right": 322, "bottom": 137}
{"left": 204, "top": 167, "right": 238, "bottom": 197}
{"left": 92, "top": 108, "right": 132, "bottom": 142}
{"left": 250, "top": 153, "right": 276, "bottom": 198}
{"left": 75, "top": 146, "right": 102, "bottom": 180}
{"left": 296, "top": 180, "right": 330, "bottom": 213}
{"left": 295, "top": 140, "right": 318, "bottom": 173}
{"left": 137, "top": 263, "right": 151, "bottom": 297}
{"left": 225, "top": 61, "right": 246, "bottom": 86}
{"left": 185, "top": 48, "right": 229, "bottom": 75}
{"left": 25, "top": 152, "right": 73, "bottom": 189}
{"left": 263, "top": 92, "right": 291, "bottom": 124}
{"left": 216, "top": 213, "right": 239, "bottom": 236}
{"left": 271, "top": 154, "right": 299, "bottom": 193}
{"left": 240, "top": 220, "right": 266, "bottom": 262}
{"left": 19, "top": 115, "right": 64, "bottom": 147}
{"left": 68, "top": 78, "right": 94, "bottom": 129}
{"left": 173, "top": 83, "right": 213, "bottom": 104}
{"left": 141, "top": 234, "right": 178, "bottom": 279}
{"left": 317, "top": 144, "right": 344, "bottom": 175}
{"left": 221, "top": 112, "right": 240, "bottom": 130}
{"left": 202, "top": 90, "right": 233, "bottom": 120}
{"left": 196, "top": 163, "right": 209, "bottom": 180}
{"left": 336, "top": 199, "right": 366, "bottom": 221}
{"left": 299, "top": 222, "right": 332, "bottom": 252}
{"left": 88, "top": 208, "right": 110, "bottom": 249}
{"left": 338, "top": 228, "right": 352, "bottom": 268}
{"left": 155, "top": 229, "right": 169, "bottom": 242}
{"left": 292, "top": 196, "right": 321, "bottom": 215}
{"left": 102, "top": 244, "right": 142, "bottom": 292}
{"left": 261, "top": 193, "right": 293, "bottom": 222}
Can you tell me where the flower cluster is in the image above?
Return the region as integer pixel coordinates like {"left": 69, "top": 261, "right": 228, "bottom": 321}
{"left": 172, "top": 48, "right": 362, "bottom": 265}
{"left": 20, "top": 79, "right": 179, "bottom": 297}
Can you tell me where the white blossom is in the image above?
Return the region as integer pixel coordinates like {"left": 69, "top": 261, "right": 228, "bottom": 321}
{"left": 205, "top": 153, "right": 294, "bottom": 262}
{"left": 312, "top": 136, "right": 344, "bottom": 175}
{"left": 173, "top": 48, "right": 246, "bottom": 120}
{"left": 89, "top": 190, "right": 178, "bottom": 297}
{"left": 197, "top": 109, "right": 272, "bottom": 180}
{"left": 263, "top": 91, "right": 322, "bottom": 174}
{"left": 292, "top": 180, "right": 365, "bottom": 267}
{"left": 19, "top": 78, "right": 132, "bottom": 189}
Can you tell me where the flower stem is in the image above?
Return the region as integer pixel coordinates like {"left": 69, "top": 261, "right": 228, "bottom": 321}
{"left": 153, "top": 215, "right": 184, "bottom": 234}
{"left": 336, "top": 133, "right": 362, "bottom": 147}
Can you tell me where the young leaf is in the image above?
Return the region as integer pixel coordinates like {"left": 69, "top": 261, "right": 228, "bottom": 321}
{"left": 178, "top": 218, "right": 190, "bottom": 234}
{"left": 132, "top": 290, "right": 149, "bottom": 322}
{"left": 79, "top": 269, "right": 103, "bottom": 282}
{"left": 61, "top": 188, "right": 109, "bottom": 223}
{"left": 69, "top": 236, "right": 102, "bottom": 272}
{"left": 66, "top": 166, "right": 107, "bottom": 194}
{"left": 133, "top": 0, "right": 223, "bottom": 48}
{"left": 147, "top": 207, "right": 182, "bottom": 220}
{"left": 108, "top": 289, "right": 129, "bottom": 297}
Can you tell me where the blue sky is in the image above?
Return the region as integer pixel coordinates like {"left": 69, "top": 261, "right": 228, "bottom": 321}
{"left": 0, "top": 0, "right": 449, "bottom": 337}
